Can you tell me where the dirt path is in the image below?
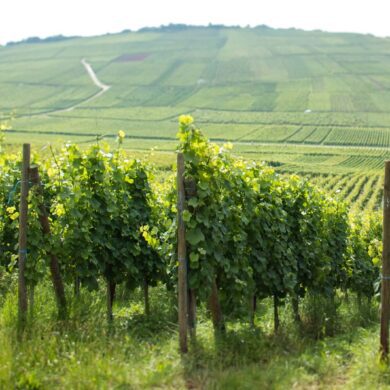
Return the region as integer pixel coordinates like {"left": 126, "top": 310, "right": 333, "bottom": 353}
{"left": 17, "top": 59, "right": 111, "bottom": 117}
{"left": 81, "top": 59, "right": 110, "bottom": 93}
{"left": 50, "top": 58, "right": 111, "bottom": 114}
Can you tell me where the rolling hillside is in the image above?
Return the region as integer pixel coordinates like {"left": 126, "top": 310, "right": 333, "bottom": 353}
{"left": 2, "top": 25, "right": 390, "bottom": 176}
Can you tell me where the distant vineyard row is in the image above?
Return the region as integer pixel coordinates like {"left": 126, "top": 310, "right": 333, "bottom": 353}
{"left": 303, "top": 172, "right": 383, "bottom": 212}
{"left": 213, "top": 123, "right": 390, "bottom": 148}
{"left": 6, "top": 120, "right": 390, "bottom": 151}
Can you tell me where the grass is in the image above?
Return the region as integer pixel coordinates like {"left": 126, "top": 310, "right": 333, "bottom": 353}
{"left": 1, "top": 277, "right": 390, "bottom": 389}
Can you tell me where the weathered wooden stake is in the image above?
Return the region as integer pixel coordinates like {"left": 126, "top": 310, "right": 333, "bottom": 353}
{"left": 292, "top": 295, "right": 301, "bottom": 323}
{"left": 209, "top": 279, "right": 225, "bottom": 332}
{"left": 29, "top": 166, "right": 67, "bottom": 319}
{"left": 188, "top": 289, "right": 197, "bottom": 339}
{"left": 380, "top": 160, "right": 390, "bottom": 359}
{"left": 106, "top": 280, "right": 116, "bottom": 322}
{"left": 184, "top": 178, "right": 197, "bottom": 340}
{"left": 250, "top": 295, "right": 257, "bottom": 327}
{"left": 18, "top": 143, "right": 30, "bottom": 330}
{"left": 274, "top": 295, "right": 280, "bottom": 332}
{"left": 177, "top": 153, "right": 188, "bottom": 353}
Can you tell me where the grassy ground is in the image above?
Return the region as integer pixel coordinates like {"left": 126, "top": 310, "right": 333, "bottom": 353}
{"left": 1, "top": 276, "right": 389, "bottom": 389}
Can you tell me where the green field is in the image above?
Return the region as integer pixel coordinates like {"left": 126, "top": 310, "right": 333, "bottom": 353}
{"left": 2, "top": 25, "right": 390, "bottom": 209}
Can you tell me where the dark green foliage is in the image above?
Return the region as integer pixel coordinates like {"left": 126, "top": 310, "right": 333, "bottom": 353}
{"left": 0, "top": 116, "right": 384, "bottom": 327}
{"left": 176, "top": 117, "right": 368, "bottom": 322}
{"left": 0, "top": 141, "right": 166, "bottom": 298}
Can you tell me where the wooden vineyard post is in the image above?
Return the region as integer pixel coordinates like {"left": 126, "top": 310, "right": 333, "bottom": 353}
{"left": 106, "top": 280, "right": 116, "bottom": 323}
{"left": 177, "top": 153, "right": 188, "bottom": 353}
{"left": 187, "top": 289, "right": 197, "bottom": 339}
{"left": 292, "top": 295, "right": 301, "bottom": 323}
{"left": 18, "top": 143, "right": 30, "bottom": 330}
{"left": 274, "top": 295, "right": 280, "bottom": 332}
{"left": 250, "top": 295, "right": 257, "bottom": 327}
{"left": 380, "top": 160, "right": 390, "bottom": 360}
{"left": 184, "top": 178, "right": 197, "bottom": 340}
{"left": 209, "top": 279, "right": 225, "bottom": 332}
{"left": 29, "top": 166, "right": 67, "bottom": 319}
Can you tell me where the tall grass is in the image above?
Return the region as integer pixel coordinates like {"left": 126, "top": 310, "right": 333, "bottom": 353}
{"left": 0, "top": 275, "right": 389, "bottom": 389}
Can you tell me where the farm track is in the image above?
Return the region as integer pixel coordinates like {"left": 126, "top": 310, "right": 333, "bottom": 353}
{"left": 14, "top": 59, "right": 111, "bottom": 118}
{"left": 48, "top": 112, "right": 184, "bottom": 123}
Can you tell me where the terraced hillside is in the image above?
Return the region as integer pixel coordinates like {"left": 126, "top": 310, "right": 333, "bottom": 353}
{"left": 1, "top": 25, "right": 390, "bottom": 184}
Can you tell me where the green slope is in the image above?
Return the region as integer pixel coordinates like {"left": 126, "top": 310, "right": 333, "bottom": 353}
{"left": 2, "top": 25, "right": 390, "bottom": 172}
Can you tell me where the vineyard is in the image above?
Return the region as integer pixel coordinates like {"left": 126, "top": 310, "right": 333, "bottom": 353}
{"left": 1, "top": 26, "right": 390, "bottom": 166}
{"left": 303, "top": 173, "right": 383, "bottom": 212}
{"left": 0, "top": 116, "right": 388, "bottom": 388}
{"left": 3, "top": 21, "right": 390, "bottom": 389}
